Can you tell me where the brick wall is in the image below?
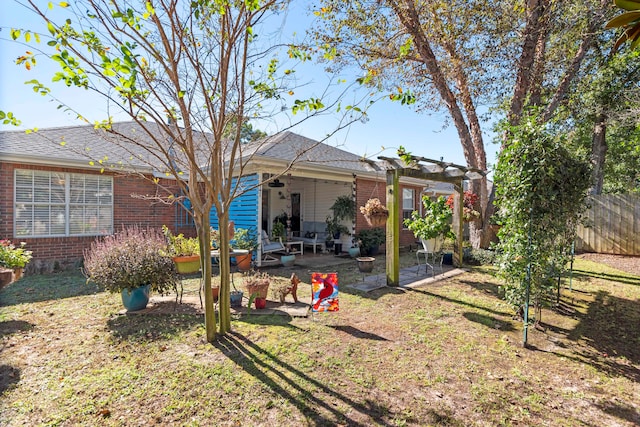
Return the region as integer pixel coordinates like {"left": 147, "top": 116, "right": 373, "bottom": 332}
{"left": 1, "top": 162, "right": 195, "bottom": 272}
{"left": 355, "top": 177, "right": 422, "bottom": 249}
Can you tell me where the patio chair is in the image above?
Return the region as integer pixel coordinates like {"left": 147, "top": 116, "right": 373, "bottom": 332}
{"left": 416, "top": 237, "right": 443, "bottom": 277}
{"left": 261, "top": 230, "right": 286, "bottom": 262}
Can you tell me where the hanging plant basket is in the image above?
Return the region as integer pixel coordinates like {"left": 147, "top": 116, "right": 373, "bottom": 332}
{"left": 364, "top": 212, "right": 389, "bottom": 227}
{"left": 360, "top": 198, "right": 389, "bottom": 227}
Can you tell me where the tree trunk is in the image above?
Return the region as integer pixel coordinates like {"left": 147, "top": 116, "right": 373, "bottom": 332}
{"left": 590, "top": 113, "right": 607, "bottom": 195}
{"left": 196, "top": 214, "right": 217, "bottom": 342}
{"left": 216, "top": 210, "right": 232, "bottom": 334}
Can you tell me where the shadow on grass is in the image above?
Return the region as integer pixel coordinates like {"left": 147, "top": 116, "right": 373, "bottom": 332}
{"left": 406, "top": 287, "right": 512, "bottom": 317}
{"left": 0, "top": 365, "right": 20, "bottom": 395}
{"left": 107, "top": 312, "right": 201, "bottom": 341}
{"left": 213, "top": 331, "right": 448, "bottom": 427}
{"left": 328, "top": 325, "right": 390, "bottom": 341}
{"left": 463, "top": 312, "right": 515, "bottom": 332}
{"left": 570, "top": 269, "right": 640, "bottom": 287}
{"left": 0, "top": 270, "right": 100, "bottom": 307}
{"left": 0, "top": 320, "right": 34, "bottom": 338}
{"left": 564, "top": 290, "right": 640, "bottom": 382}
{"left": 458, "top": 279, "right": 504, "bottom": 299}
{"left": 594, "top": 400, "right": 640, "bottom": 426}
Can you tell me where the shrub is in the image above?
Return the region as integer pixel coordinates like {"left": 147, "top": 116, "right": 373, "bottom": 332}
{"left": 84, "top": 226, "right": 178, "bottom": 294}
{"left": 465, "top": 248, "right": 497, "bottom": 266}
{"left": 0, "top": 240, "right": 33, "bottom": 269}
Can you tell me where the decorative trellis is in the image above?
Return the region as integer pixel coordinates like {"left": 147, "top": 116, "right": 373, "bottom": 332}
{"left": 374, "top": 155, "right": 485, "bottom": 287}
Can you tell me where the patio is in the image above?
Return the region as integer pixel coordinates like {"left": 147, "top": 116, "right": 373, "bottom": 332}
{"left": 138, "top": 250, "right": 465, "bottom": 317}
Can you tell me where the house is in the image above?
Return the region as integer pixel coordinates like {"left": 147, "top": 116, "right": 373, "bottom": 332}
{"left": 0, "top": 122, "right": 453, "bottom": 271}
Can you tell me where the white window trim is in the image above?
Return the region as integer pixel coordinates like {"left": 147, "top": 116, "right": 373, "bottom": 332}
{"left": 402, "top": 188, "right": 415, "bottom": 230}
{"left": 14, "top": 169, "right": 114, "bottom": 238}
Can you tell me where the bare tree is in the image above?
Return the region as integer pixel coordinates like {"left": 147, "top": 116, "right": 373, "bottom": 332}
{"left": 9, "top": 0, "right": 368, "bottom": 341}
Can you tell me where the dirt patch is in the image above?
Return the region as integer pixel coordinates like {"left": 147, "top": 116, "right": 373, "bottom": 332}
{"left": 578, "top": 253, "right": 640, "bottom": 276}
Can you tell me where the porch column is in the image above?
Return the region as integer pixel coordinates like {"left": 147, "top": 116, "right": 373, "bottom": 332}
{"left": 386, "top": 169, "right": 400, "bottom": 286}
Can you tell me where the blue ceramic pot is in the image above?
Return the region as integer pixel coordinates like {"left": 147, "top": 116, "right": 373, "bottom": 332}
{"left": 230, "top": 291, "right": 243, "bottom": 307}
{"left": 281, "top": 254, "right": 296, "bottom": 267}
{"left": 348, "top": 247, "right": 361, "bottom": 258}
{"left": 121, "top": 284, "right": 151, "bottom": 312}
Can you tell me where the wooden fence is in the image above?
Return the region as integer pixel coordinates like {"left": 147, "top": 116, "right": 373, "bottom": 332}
{"left": 575, "top": 194, "right": 640, "bottom": 256}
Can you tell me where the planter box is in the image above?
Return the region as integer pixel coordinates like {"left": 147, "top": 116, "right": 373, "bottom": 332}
{"left": 0, "top": 268, "right": 13, "bottom": 289}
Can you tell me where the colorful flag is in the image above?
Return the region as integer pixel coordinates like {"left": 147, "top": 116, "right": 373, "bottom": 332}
{"left": 311, "top": 272, "right": 339, "bottom": 312}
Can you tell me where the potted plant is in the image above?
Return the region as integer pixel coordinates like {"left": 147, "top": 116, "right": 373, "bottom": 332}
{"left": 243, "top": 270, "right": 270, "bottom": 309}
{"left": 330, "top": 195, "right": 356, "bottom": 222}
{"left": 359, "top": 198, "right": 389, "bottom": 227}
{"left": 84, "top": 226, "right": 178, "bottom": 311}
{"left": 163, "top": 225, "right": 201, "bottom": 274}
{"left": 404, "top": 195, "right": 455, "bottom": 246}
{"left": 0, "top": 239, "right": 33, "bottom": 286}
{"left": 272, "top": 221, "right": 286, "bottom": 241}
{"left": 355, "top": 227, "right": 385, "bottom": 256}
{"left": 348, "top": 238, "right": 361, "bottom": 258}
{"left": 232, "top": 227, "right": 257, "bottom": 271}
{"left": 326, "top": 216, "right": 350, "bottom": 254}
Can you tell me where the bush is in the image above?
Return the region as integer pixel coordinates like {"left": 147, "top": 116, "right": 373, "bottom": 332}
{"left": 465, "top": 248, "right": 497, "bottom": 266}
{"left": 84, "top": 226, "right": 178, "bottom": 294}
{"left": 0, "top": 239, "right": 33, "bottom": 269}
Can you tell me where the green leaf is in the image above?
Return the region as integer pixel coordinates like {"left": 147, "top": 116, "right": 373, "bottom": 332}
{"left": 605, "top": 11, "right": 640, "bottom": 29}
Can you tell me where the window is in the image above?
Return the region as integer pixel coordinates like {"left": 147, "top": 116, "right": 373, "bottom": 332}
{"left": 402, "top": 188, "right": 415, "bottom": 227}
{"left": 15, "top": 169, "right": 113, "bottom": 237}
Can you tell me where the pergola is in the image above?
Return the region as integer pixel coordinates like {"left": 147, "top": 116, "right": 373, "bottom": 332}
{"left": 375, "top": 155, "right": 486, "bottom": 287}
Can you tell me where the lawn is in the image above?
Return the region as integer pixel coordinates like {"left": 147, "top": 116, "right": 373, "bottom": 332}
{"left": 1, "top": 255, "right": 639, "bottom": 426}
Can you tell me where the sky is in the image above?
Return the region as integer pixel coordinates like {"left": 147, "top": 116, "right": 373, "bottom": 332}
{"left": 0, "top": 1, "right": 500, "bottom": 171}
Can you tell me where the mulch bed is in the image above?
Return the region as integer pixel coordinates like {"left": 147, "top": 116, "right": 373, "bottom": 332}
{"left": 578, "top": 253, "right": 640, "bottom": 276}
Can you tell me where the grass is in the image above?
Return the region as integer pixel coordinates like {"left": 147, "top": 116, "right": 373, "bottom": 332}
{"left": 1, "top": 255, "right": 639, "bottom": 426}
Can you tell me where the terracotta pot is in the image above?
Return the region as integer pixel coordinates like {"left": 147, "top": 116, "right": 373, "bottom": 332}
{"left": 234, "top": 251, "right": 252, "bottom": 271}
{"left": 212, "top": 286, "right": 219, "bottom": 302}
{"left": 246, "top": 282, "right": 269, "bottom": 299}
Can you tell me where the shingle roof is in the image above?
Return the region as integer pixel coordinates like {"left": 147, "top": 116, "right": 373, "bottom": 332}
{"left": 0, "top": 123, "right": 381, "bottom": 175}
{"left": 244, "top": 131, "right": 379, "bottom": 173}
{"left": 0, "top": 122, "right": 170, "bottom": 171}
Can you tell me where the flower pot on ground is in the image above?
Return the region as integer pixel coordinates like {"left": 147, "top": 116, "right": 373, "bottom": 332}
{"left": 121, "top": 284, "right": 151, "bottom": 312}
{"left": 280, "top": 254, "right": 295, "bottom": 267}
{"left": 356, "top": 228, "right": 385, "bottom": 257}
{"left": 212, "top": 286, "right": 220, "bottom": 302}
{"left": 356, "top": 257, "right": 375, "bottom": 273}
{"left": 230, "top": 290, "right": 243, "bottom": 307}
{"left": 243, "top": 270, "right": 270, "bottom": 299}
{"left": 254, "top": 297, "right": 267, "bottom": 309}
{"left": 348, "top": 247, "right": 361, "bottom": 258}
{"left": 84, "top": 226, "right": 178, "bottom": 310}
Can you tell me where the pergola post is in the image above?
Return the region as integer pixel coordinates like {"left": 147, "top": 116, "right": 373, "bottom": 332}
{"left": 386, "top": 169, "right": 400, "bottom": 286}
{"left": 453, "top": 181, "right": 464, "bottom": 267}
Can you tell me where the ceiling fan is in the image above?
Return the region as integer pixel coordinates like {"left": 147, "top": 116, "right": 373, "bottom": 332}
{"left": 268, "top": 178, "right": 284, "bottom": 188}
